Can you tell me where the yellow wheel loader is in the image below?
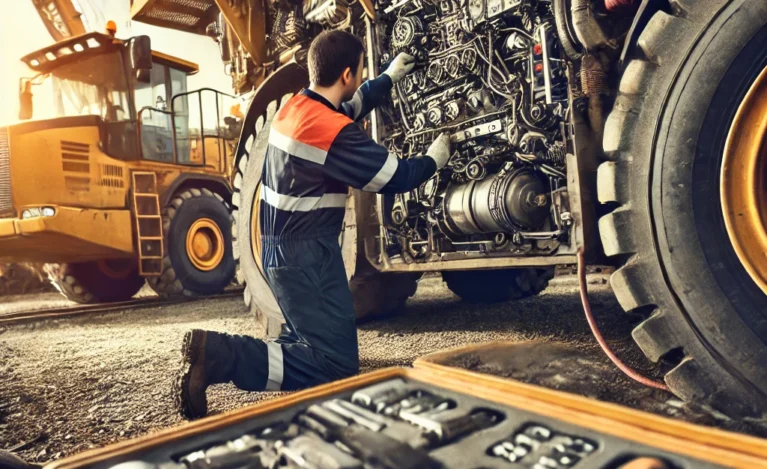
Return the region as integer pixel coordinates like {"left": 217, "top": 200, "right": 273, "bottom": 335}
{"left": 131, "top": 0, "right": 767, "bottom": 419}
{"left": 0, "top": 32, "right": 239, "bottom": 303}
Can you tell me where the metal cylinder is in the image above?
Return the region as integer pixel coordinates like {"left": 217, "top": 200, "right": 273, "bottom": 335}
{"left": 441, "top": 169, "right": 550, "bottom": 235}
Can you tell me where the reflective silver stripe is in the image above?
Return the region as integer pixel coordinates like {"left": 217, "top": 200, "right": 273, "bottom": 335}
{"left": 261, "top": 184, "right": 347, "bottom": 212}
{"left": 347, "top": 89, "right": 364, "bottom": 120}
{"left": 265, "top": 341, "right": 284, "bottom": 391}
{"left": 363, "top": 153, "right": 399, "bottom": 192}
{"left": 269, "top": 128, "right": 328, "bottom": 165}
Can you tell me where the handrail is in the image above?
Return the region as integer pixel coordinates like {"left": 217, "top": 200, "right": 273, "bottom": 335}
{"left": 136, "top": 89, "right": 238, "bottom": 171}
{"left": 173, "top": 87, "right": 238, "bottom": 100}
{"left": 170, "top": 88, "right": 238, "bottom": 174}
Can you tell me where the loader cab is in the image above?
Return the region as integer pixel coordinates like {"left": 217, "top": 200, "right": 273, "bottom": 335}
{"left": 19, "top": 32, "right": 236, "bottom": 173}
{"left": 133, "top": 52, "right": 198, "bottom": 164}
{"left": 19, "top": 33, "right": 136, "bottom": 158}
{"left": 133, "top": 51, "right": 236, "bottom": 174}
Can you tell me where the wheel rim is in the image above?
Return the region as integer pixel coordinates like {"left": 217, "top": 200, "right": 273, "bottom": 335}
{"left": 721, "top": 65, "right": 767, "bottom": 295}
{"left": 250, "top": 183, "right": 263, "bottom": 269}
{"left": 186, "top": 218, "right": 225, "bottom": 272}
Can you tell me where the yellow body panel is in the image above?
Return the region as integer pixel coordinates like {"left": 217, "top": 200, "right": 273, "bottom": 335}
{"left": 0, "top": 207, "right": 133, "bottom": 263}
{"left": 0, "top": 118, "right": 232, "bottom": 266}
{"left": 9, "top": 124, "right": 129, "bottom": 210}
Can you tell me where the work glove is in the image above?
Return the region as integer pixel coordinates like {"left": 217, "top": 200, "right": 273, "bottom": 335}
{"left": 426, "top": 133, "right": 451, "bottom": 170}
{"left": 383, "top": 53, "right": 416, "bottom": 84}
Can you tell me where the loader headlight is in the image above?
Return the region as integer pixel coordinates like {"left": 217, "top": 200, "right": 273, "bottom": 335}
{"left": 22, "top": 208, "right": 41, "bottom": 219}
{"left": 21, "top": 207, "right": 56, "bottom": 219}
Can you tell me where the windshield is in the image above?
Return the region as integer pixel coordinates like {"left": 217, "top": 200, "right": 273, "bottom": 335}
{"left": 34, "top": 51, "right": 130, "bottom": 122}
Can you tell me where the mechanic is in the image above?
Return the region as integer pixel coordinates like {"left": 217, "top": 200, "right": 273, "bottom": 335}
{"left": 174, "top": 30, "right": 452, "bottom": 419}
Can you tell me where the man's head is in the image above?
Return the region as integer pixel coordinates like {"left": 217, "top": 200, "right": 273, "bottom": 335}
{"left": 308, "top": 30, "right": 365, "bottom": 101}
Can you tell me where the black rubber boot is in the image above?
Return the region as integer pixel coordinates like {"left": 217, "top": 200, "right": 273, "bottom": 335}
{"left": 173, "top": 330, "right": 235, "bottom": 420}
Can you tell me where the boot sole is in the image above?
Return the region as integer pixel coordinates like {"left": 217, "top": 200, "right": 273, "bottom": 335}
{"left": 173, "top": 330, "right": 206, "bottom": 420}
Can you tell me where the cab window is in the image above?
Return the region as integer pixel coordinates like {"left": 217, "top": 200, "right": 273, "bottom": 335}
{"left": 136, "top": 63, "right": 174, "bottom": 162}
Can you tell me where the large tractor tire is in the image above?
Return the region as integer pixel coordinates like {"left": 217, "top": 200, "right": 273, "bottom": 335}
{"left": 232, "top": 63, "right": 419, "bottom": 339}
{"left": 598, "top": 0, "right": 767, "bottom": 417}
{"left": 148, "top": 188, "right": 235, "bottom": 298}
{"left": 45, "top": 260, "right": 144, "bottom": 304}
{"left": 443, "top": 268, "right": 554, "bottom": 304}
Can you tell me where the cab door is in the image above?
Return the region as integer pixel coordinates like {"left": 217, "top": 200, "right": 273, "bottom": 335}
{"left": 135, "top": 63, "right": 175, "bottom": 162}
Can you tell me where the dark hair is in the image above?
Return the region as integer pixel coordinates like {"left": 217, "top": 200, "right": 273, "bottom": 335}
{"left": 308, "top": 30, "right": 364, "bottom": 87}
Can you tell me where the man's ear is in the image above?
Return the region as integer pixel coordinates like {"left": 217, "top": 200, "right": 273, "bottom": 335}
{"left": 341, "top": 66, "right": 353, "bottom": 85}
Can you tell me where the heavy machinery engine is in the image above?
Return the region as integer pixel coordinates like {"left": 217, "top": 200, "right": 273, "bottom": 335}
{"left": 376, "top": 0, "right": 574, "bottom": 262}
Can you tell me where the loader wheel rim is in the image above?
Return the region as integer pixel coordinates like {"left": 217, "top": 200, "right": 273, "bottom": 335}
{"left": 721, "top": 65, "right": 767, "bottom": 295}
{"left": 186, "top": 218, "right": 224, "bottom": 272}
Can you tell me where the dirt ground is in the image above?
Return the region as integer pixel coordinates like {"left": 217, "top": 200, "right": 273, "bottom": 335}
{"left": 1, "top": 273, "right": 765, "bottom": 464}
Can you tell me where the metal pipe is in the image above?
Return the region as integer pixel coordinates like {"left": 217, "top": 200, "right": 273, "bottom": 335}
{"left": 540, "top": 24, "right": 553, "bottom": 105}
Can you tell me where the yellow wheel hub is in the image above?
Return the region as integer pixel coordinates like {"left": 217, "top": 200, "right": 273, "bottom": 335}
{"left": 721, "top": 65, "right": 767, "bottom": 295}
{"left": 186, "top": 218, "right": 225, "bottom": 272}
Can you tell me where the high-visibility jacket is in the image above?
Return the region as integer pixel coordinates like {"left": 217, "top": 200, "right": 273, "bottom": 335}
{"left": 258, "top": 75, "right": 437, "bottom": 245}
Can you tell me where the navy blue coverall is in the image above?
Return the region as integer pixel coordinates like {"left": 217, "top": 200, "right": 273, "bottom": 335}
{"left": 205, "top": 74, "right": 437, "bottom": 392}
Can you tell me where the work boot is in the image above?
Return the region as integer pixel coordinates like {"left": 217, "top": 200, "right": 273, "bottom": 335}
{"left": 174, "top": 329, "right": 212, "bottom": 420}
{"left": 175, "top": 329, "right": 237, "bottom": 419}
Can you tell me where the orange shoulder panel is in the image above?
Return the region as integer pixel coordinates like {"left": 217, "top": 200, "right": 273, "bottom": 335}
{"left": 272, "top": 94, "right": 353, "bottom": 151}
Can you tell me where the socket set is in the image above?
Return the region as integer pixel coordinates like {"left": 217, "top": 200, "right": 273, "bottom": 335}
{"left": 488, "top": 424, "right": 598, "bottom": 468}
{"left": 93, "top": 377, "right": 728, "bottom": 469}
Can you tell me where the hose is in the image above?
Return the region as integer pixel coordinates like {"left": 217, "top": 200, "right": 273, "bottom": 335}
{"left": 604, "top": 0, "right": 638, "bottom": 14}
{"left": 577, "top": 249, "right": 670, "bottom": 392}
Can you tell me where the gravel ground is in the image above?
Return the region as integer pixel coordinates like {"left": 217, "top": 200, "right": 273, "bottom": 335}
{"left": 1, "top": 273, "right": 764, "bottom": 464}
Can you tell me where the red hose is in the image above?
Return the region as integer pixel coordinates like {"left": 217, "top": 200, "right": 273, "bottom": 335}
{"left": 577, "top": 249, "right": 670, "bottom": 392}
{"left": 604, "top": 0, "right": 638, "bottom": 13}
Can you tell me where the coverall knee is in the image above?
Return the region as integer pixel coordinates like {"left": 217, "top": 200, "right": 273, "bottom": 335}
{"left": 204, "top": 233, "right": 359, "bottom": 392}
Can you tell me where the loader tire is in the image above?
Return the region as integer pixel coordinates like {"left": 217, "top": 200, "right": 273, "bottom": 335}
{"left": 598, "top": 0, "right": 767, "bottom": 417}
{"left": 148, "top": 189, "right": 235, "bottom": 298}
{"left": 45, "top": 260, "right": 144, "bottom": 304}
{"left": 442, "top": 268, "right": 553, "bottom": 304}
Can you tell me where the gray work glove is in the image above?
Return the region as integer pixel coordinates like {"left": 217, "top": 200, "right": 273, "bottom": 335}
{"left": 383, "top": 53, "right": 416, "bottom": 84}
{"left": 426, "top": 133, "right": 451, "bottom": 170}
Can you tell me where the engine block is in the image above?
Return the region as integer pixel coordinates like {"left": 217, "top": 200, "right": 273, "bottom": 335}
{"left": 376, "top": 0, "right": 574, "bottom": 262}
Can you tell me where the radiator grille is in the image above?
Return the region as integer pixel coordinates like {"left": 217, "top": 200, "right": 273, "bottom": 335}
{"left": 100, "top": 164, "right": 125, "bottom": 188}
{"left": 61, "top": 140, "right": 90, "bottom": 192}
{"left": 131, "top": 0, "right": 219, "bottom": 35}
{"left": 0, "top": 127, "right": 12, "bottom": 218}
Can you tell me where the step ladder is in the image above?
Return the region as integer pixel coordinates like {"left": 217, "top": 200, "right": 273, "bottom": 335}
{"left": 132, "top": 172, "right": 164, "bottom": 276}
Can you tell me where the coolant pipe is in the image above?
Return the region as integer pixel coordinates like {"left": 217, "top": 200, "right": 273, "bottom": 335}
{"left": 577, "top": 249, "right": 670, "bottom": 392}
